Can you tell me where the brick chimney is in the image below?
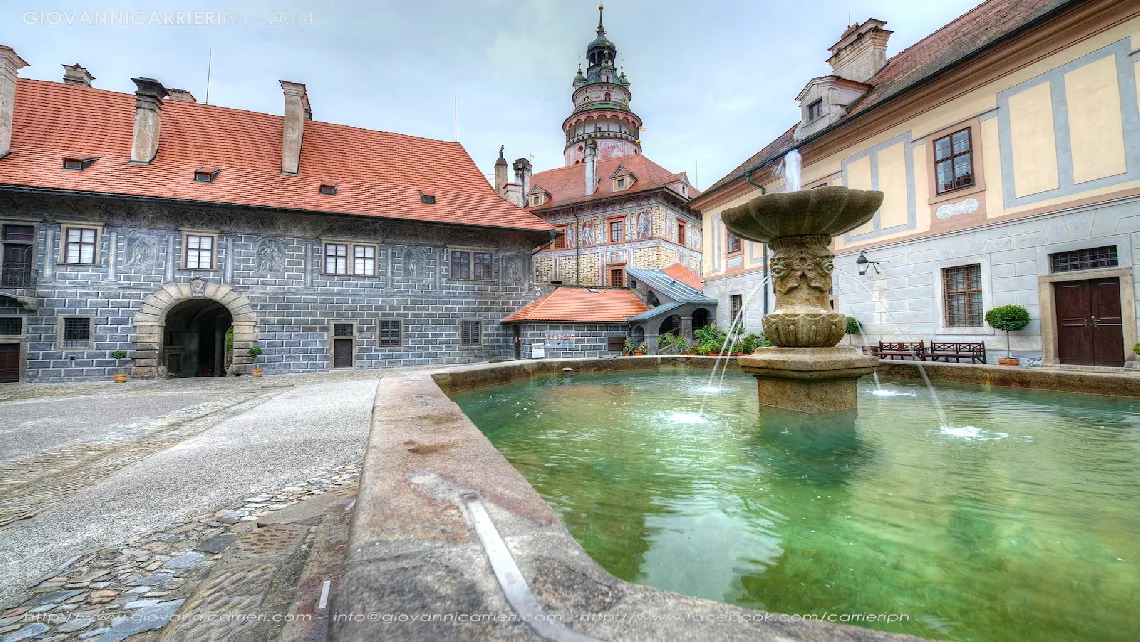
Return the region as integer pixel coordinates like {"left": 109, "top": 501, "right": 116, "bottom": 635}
{"left": 280, "top": 80, "right": 310, "bottom": 174}
{"left": 0, "top": 46, "right": 28, "bottom": 159}
{"left": 62, "top": 63, "right": 94, "bottom": 87}
{"left": 165, "top": 88, "right": 197, "bottom": 103}
{"left": 827, "top": 19, "right": 892, "bottom": 84}
{"left": 513, "top": 157, "right": 532, "bottom": 201}
{"left": 583, "top": 138, "right": 598, "bottom": 196}
{"left": 130, "top": 78, "right": 167, "bottom": 163}
{"left": 494, "top": 146, "right": 508, "bottom": 196}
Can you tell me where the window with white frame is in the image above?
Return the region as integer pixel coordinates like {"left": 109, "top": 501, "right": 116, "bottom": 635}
{"left": 323, "top": 242, "right": 377, "bottom": 276}
{"left": 325, "top": 243, "right": 348, "bottom": 275}
{"left": 354, "top": 245, "right": 376, "bottom": 276}
{"left": 62, "top": 226, "right": 98, "bottom": 265}
{"left": 450, "top": 250, "right": 494, "bottom": 281}
{"left": 183, "top": 233, "right": 216, "bottom": 270}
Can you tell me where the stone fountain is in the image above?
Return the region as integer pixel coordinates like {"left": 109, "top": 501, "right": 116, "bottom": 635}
{"left": 722, "top": 184, "right": 883, "bottom": 413}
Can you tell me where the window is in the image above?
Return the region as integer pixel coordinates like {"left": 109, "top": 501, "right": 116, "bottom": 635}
{"left": 193, "top": 168, "right": 220, "bottom": 183}
{"left": 727, "top": 232, "right": 742, "bottom": 254}
{"left": 460, "top": 320, "right": 482, "bottom": 346}
{"left": 730, "top": 295, "right": 742, "bottom": 324}
{"left": 614, "top": 176, "right": 628, "bottom": 190}
{"left": 807, "top": 99, "right": 823, "bottom": 121}
{"left": 3, "top": 225, "right": 33, "bottom": 242}
{"left": 184, "top": 233, "right": 215, "bottom": 270}
{"left": 62, "top": 317, "right": 91, "bottom": 349}
{"left": 451, "top": 250, "right": 494, "bottom": 280}
{"left": 378, "top": 319, "right": 402, "bottom": 347}
{"left": 1050, "top": 246, "right": 1118, "bottom": 273}
{"left": 553, "top": 226, "right": 567, "bottom": 250}
{"left": 0, "top": 317, "right": 22, "bottom": 336}
{"left": 420, "top": 193, "right": 436, "bottom": 205}
{"left": 473, "top": 252, "right": 493, "bottom": 280}
{"left": 333, "top": 323, "right": 355, "bottom": 337}
{"left": 1, "top": 225, "right": 34, "bottom": 288}
{"left": 607, "top": 335, "right": 625, "bottom": 352}
{"left": 529, "top": 194, "right": 541, "bottom": 207}
{"left": 62, "top": 156, "right": 97, "bottom": 171}
{"left": 63, "top": 227, "right": 97, "bottom": 265}
{"left": 609, "top": 219, "right": 624, "bottom": 243}
{"left": 451, "top": 250, "right": 471, "bottom": 280}
{"left": 609, "top": 267, "right": 625, "bottom": 287}
{"left": 943, "top": 264, "right": 983, "bottom": 327}
{"left": 353, "top": 245, "right": 376, "bottom": 276}
{"left": 604, "top": 91, "right": 611, "bottom": 101}
{"left": 678, "top": 221, "right": 686, "bottom": 246}
{"left": 319, "top": 182, "right": 337, "bottom": 196}
{"left": 934, "top": 128, "right": 974, "bottom": 194}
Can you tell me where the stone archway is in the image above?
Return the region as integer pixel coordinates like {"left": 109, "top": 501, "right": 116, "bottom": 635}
{"left": 131, "top": 280, "right": 257, "bottom": 378}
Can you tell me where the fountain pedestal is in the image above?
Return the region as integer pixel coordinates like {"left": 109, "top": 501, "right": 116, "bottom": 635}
{"left": 739, "top": 347, "right": 877, "bottom": 413}
{"left": 722, "top": 187, "right": 884, "bottom": 414}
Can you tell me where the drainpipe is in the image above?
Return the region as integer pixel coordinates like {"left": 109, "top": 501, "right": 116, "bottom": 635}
{"left": 745, "top": 169, "right": 770, "bottom": 316}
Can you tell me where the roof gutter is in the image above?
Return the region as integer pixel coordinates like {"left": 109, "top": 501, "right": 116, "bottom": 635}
{"left": 700, "top": 0, "right": 1082, "bottom": 202}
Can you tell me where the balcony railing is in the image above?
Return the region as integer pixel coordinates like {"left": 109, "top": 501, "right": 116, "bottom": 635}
{"left": 1, "top": 262, "right": 34, "bottom": 289}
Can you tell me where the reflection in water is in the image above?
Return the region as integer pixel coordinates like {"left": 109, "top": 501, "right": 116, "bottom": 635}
{"left": 452, "top": 372, "right": 1140, "bottom": 642}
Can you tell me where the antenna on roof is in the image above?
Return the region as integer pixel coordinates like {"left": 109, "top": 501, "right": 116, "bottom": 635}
{"left": 453, "top": 94, "right": 459, "bottom": 142}
{"left": 204, "top": 49, "right": 212, "bottom": 105}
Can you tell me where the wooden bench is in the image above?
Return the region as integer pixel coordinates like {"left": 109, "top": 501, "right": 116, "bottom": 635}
{"left": 872, "top": 340, "right": 926, "bottom": 360}
{"left": 925, "top": 341, "right": 986, "bottom": 364}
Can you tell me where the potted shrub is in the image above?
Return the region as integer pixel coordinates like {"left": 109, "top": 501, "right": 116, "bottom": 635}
{"left": 634, "top": 342, "right": 647, "bottom": 356}
{"left": 846, "top": 317, "right": 863, "bottom": 347}
{"left": 110, "top": 350, "right": 129, "bottom": 383}
{"left": 248, "top": 346, "right": 264, "bottom": 377}
{"left": 985, "top": 305, "right": 1030, "bottom": 366}
{"left": 623, "top": 337, "right": 635, "bottom": 356}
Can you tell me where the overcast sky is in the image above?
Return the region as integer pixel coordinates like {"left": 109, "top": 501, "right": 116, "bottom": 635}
{"left": 5, "top": 0, "right": 980, "bottom": 188}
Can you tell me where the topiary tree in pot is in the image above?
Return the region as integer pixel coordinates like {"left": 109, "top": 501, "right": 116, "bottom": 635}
{"left": 845, "top": 316, "right": 863, "bottom": 348}
{"left": 248, "top": 346, "right": 264, "bottom": 377}
{"left": 985, "top": 305, "right": 1030, "bottom": 366}
{"left": 110, "top": 350, "right": 130, "bottom": 383}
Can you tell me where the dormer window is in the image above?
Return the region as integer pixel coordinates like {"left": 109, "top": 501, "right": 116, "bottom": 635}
{"left": 807, "top": 99, "right": 823, "bottom": 121}
{"left": 62, "top": 156, "right": 98, "bottom": 171}
{"left": 193, "top": 167, "right": 220, "bottom": 183}
{"left": 319, "top": 181, "right": 338, "bottom": 196}
{"left": 420, "top": 190, "right": 436, "bottom": 205}
{"left": 529, "top": 193, "right": 542, "bottom": 207}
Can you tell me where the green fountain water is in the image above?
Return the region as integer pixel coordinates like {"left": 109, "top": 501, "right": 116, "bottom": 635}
{"left": 451, "top": 370, "right": 1140, "bottom": 641}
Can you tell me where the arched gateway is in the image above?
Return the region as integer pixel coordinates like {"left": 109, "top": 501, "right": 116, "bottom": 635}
{"left": 131, "top": 279, "right": 258, "bottom": 378}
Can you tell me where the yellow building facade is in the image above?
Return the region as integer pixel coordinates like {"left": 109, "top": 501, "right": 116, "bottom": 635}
{"left": 693, "top": 0, "right": 1140, "bottom": 368}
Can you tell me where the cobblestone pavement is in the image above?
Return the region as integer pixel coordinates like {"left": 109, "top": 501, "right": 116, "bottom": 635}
{"left": 0, "top": 371, "right": 384, "bottom": 611}
{"left": 0, "top": 464, "right": 359, "bottom": 641}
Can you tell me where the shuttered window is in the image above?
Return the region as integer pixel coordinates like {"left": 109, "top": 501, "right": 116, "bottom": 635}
{"left": 460, "top": 320, "right": 481, "bottom": 346}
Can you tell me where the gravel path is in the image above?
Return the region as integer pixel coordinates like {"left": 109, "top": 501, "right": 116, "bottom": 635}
{"left": 0, "top": 377, "right": 379, "bottom": 606}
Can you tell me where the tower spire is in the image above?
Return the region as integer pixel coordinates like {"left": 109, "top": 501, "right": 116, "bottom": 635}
{"left": 597, "top": 3, "right": 605, "bottom": 37}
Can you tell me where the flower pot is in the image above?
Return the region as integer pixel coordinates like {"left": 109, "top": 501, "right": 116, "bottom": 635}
{"left": 633, "top": 351, "right": 645, "bottom": 356}
{"left": 252, "top": 368, "right": 263, "bottom": 377}
{"left": 113, "top": 373, "right": 128, "bottom": 383}
{"left": 998, "top": 358, "right": 1020, "bottom": 367}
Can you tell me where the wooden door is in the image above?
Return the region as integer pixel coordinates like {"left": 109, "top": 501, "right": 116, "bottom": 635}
{"left": 1054, "top": 278, "right": 1124, "bottom": 367}
{"left": 1090, "top": 278, "right": 1124, "bottom": 367}
{"left": 0, "top": 343, "right": 19, "bottom": 383}
{"left": 333, "top": 338, "right": 353, "bottom": 369}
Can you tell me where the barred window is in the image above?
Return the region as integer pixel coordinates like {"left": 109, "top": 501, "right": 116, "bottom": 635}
{"left": 378, "top": 319, "right": 402, "bottom": 347}
{"left": 324, "top": 243, "right": 348, "bottom": 275}
{"left": 184, "top": 234, "right": 214, "bottom": 270}
{"left": 354, "top": 245, "right": 376, "bottom": 276}
{"left": 62, "top": 317, "right": 91, "bottom": 349}
{"left": 451, "top": 250, "right": 471, "bottom": 280}
{"left": 473, "top": 252, "right": 493, "bottom": 281}
{"left": 1050, "top": 246, "right": 1118, "bottom": 273}
{"left": 333, "top": 323, "right": 355, "bottom": 337}
{"left": 64, "top": 227, "right": 97, "bottom": 264}
{"left": 727, "top": 233, "right": 742, "bottom": 254}
{"left": 730, "top": 294, "right": 742, "bottom": 324}
{"left": 943, "top": 264, "right": 983, "bottom": 327}
{"left": 0, "top": 317, "right": 22, "bottom": 336}
{"left": 460, "top": 320, "right": 481, "bottom": 346}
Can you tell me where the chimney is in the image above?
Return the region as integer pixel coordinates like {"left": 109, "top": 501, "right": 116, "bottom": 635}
{"left": 166, "top": 88, "right": 197, "bottom": 103}
{"left": 62, "top": 63, "right": 94, "bottom": 87}
{"left": 130, "top": 77, "right": 167, "bottom": 163}
{"left": 280, "top": 80, "right": 310, "bottom": 174}
{"left": 494, "top": 146, "right": 508, "bottom": 196}
{"left": 0, "top": 46, "right": 28, "bottom": 159}
{"left": 512, "top": 157, "right": 532, "bottom": 200}
{"left": 827, "top": 19, "right": 892, "bottom": 84}
{"left": 583, "top": 138, "right": 598, "bottom": 196}
{"left": 504, "top": 183, "right": 523, "bottom": 207}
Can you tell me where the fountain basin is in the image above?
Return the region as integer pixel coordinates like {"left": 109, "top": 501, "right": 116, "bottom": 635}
{"left": 739, "top": 346, "right": 878, "bottom": 413}
{"left": 720, "top": 185, "right": 884, "bottom": 242}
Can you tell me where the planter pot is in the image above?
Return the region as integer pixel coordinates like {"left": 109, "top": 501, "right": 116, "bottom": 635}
{"left": 252, "top": 368, "right": 263, "bottom": 377}
{"left": 113, "top": 373, "right": 128, "bottom": 383}
{"left": 632, "top": 351, "right": 645, "bottom": 356}
{"left": 998, "top": 358, "right": 1020, "bottom": 367}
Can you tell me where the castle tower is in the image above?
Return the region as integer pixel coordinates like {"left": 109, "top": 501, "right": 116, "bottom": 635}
{"left": 562, "top": 4, "right": 642, "bottom": 167}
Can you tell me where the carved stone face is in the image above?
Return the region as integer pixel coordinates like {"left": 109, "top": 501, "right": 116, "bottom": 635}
{"left": 769, "top": 236, "right": 833, "bottom": 295}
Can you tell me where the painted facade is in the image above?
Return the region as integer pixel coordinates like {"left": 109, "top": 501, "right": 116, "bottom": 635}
{"left": 694, "top": 0, "right": 1140, "bottom": 367}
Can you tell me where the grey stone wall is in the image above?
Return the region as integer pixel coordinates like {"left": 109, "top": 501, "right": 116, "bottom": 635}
{"left": 703, "top": 271, "right": 773, "bottom": 336}
{"left": 516, "top": 323, "right": 628, "bottom": 359}
{"left": 0, "top": 193, "right": 551, "bottom": 382}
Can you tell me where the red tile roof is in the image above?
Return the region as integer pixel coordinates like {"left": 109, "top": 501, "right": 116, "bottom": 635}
{"left": 661, "top": 262, "right": 703, "bottom": 290}
{"left": 502, "top": 287, "right": 648, "bottom": 323}
{"left": 0, "top": 79, "right": 552, "bottom": 233}
{"left": 528, "top": 154, "right": 699, "bottom": 211}
{"left": 702, "top": 0, "right": 1074, "bottom": 195}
